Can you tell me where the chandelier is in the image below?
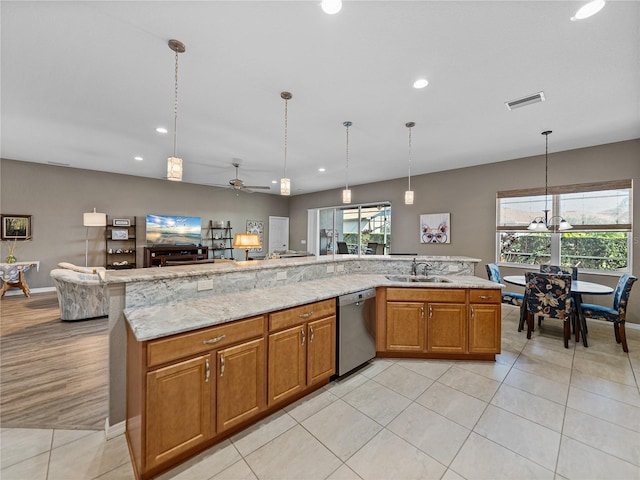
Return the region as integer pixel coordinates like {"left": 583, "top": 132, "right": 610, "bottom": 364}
{"left": 167, "top": 39, "right": 185, "bottom": 181}
{"left": 280, "top": 92, "right": 292, "bottom": 196}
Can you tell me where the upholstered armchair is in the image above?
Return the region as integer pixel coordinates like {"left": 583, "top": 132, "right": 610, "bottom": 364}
{"left": 50, "top": 266, "right": 109, "bottom": 321}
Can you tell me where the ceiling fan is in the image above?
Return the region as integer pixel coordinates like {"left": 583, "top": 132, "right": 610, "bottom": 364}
{"left": 217, "top": 162, "right": 271, "bottom": 192}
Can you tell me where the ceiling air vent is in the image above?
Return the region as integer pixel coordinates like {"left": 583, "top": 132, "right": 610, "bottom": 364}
{"left": 505, "top": 91, "right": 545, "bottom": 110}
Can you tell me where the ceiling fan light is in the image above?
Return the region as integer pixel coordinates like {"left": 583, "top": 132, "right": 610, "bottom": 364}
{"left": 404, "top": 190, "right": 414, "bottom": 205}
{"left": 167, "top": 156, "right": 183, "bottom": 181}
{"left": 280, "top": 177, "right": 291, "bottom": 196}
{"left": 342, "top": 189, "right": 352, "bottom": 204}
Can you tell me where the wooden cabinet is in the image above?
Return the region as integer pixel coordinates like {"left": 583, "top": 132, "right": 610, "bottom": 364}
{"left": 267, "top": 299, "right": 336, "bottom": 406}
{"left": 469, "top": 289, "right": 502, "bottom": 354}
{"left": 427, "top": 303, "right": 467, "bottom": 353}
{"left": 386, "top": 302, "right": 425, "bottom": 352}
{"left": 106, "top": 216, "right": 136, "bottom": 269}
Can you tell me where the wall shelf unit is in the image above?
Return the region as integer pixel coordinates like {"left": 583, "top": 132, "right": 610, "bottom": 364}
{"left": 106, "top": 216, "right": 137, "bottom": 269}
{"left": 207, "top": 220, "right": 234, "bottom": 260}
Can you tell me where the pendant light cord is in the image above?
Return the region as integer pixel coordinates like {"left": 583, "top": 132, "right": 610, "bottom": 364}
{"left": 408, "top": 125, "right": 412, "bottom": 191}
{"left": 345, "top": 122, "right": 350, "bottom": 190}
{"left": 173, "top": 48, "right": 179, "bottom": 158}
{"left": 283, "top": 97, "right": 288, "bottom": 178}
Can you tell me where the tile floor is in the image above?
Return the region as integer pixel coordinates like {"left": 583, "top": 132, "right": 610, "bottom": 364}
{"left": 2, "top": 306, "right": 639, "bottom": 480}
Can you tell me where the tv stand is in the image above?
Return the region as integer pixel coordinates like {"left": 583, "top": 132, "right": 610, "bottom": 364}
{"left": 143, "top": 246, "right": 209, "bottom": 267}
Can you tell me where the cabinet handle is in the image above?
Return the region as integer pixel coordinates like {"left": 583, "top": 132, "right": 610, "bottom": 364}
{"left": 471, "top": 307, "right": 475, "bottom": 319}
{"left": 479, "top": 295, "right": 491, "bottom": 300}
{"left": 299, "top": 311, "right": 314, "bottom": 318}
{"left": 429, "top": 305, "right": 433, "bottom": 319}
{"left": 301, "top": 327, "right": 306, "bottom": 346}
{"left": 309, "top": 325, "right": 314, "bottom": 342}
{"left": 205, "top": 359, "right": 210, "bottom": 383}
{"left": 220, "top": 354, "right": 225, "bottom": 377}
{"left": 421, "top": 306, "right": 425, "bottom": 318}
{"left": 203, "top": 334, "right": 226, "bottom": 345}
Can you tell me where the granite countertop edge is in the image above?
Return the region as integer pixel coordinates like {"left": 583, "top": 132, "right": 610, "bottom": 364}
{"left": 125, "top": 274, "right": 503, "bottom": 342}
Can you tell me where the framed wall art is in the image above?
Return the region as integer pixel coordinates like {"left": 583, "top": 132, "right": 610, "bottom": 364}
{"left": 246, "top": 220, "right": 264, "bottom": 253}
{"left": 420, "top": 213, "right": 450, "bottom": 244}
{"left": 111, "top": 229, "right": 129, "bottom": 240}
{"left": 1, "top": 214, "right": 32, "bottom": 240}
{"left": 113, "top": 218, "right": 131, "bottom": 227}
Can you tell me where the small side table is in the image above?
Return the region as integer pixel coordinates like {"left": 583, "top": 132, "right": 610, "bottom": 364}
{"left": 0, "top": 261, "right": 40, "bottom": 298}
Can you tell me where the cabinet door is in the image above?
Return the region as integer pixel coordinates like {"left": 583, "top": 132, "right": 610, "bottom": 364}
{"left": 146, "top": 354, "right": 212, "bottom": 469}
{"left": 268, "top": 325, "right": 306, "bottom": 405}
{"left": 307, "top": 316, "right": 336, "bottom": 385}
{"left": 427, "top": 303, "right": 467, "bottom": 353}
{"left": 386, "top": 302, "right": 425, "bottom": 352}
{"left": 469, "top": 304, "right": 501, "bottom": 354}
{"left": 217, "top": 338, "right": 266, "bottom": 433}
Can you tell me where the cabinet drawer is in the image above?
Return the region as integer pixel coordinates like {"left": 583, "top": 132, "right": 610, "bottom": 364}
{"left": 386, "top": 288, "right": 466, "bottom": 303}
{"left": 269, "top": 299, "right": 336, "bottom": 332}
{"left": 147, "top": 315, "right": 265, "bottom": 368}
{"left": 469, "top": 289, "right": 501, "bottom": 303}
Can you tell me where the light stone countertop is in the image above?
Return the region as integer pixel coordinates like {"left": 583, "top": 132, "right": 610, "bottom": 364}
{"left": 125, "top": 273, "right": 502, "bottom": 342}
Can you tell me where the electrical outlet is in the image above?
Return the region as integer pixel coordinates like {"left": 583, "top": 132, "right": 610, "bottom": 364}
{"left": 301, "top": 239, "right": 306, "bottom": 245}
{"left": 276, "top": 271, "right": 287, "bottom": 280}
{"left": 327, "top": 265, "right": 335, "bottom": 273}
{"left": 448, "top": 264, "right": 460, "bottom": 272}
{"left": 336, "top": 264, "right": 345, "bottom": 272}
{"left": 197, "top": 279, "right": 213, "bottom": 291}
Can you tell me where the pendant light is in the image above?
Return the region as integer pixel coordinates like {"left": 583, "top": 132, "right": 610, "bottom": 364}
{"left": 280, "top": 92, "right": 292, "bottom": 195}
{"left": 167, "top": 39, "right": 185, "bottom": 181}
{"left": 404, "top": 122, "right": 415, "bottom": 205}
{"left": 342, "top": 121, "right": 352, "bottom": 204}
{"left": 527, "top": 131, "right": 573, "bottom": 232}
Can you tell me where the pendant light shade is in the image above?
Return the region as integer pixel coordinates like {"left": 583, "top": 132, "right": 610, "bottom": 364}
{"left": 167, "top": 39, "right": 185, "bottom": 182}
{"left": 404, "top": 122, "right": 415, "bottom": 205}
{"left": 342, "top": 121, "right": 352, "bottom": 204}
{"left": 280, "top": 91, "right": 292, "bottom": 196}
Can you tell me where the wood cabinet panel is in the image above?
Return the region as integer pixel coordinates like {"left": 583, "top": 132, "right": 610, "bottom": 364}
{"left": 386, "top": 302, "right": 425, "bottom": 352}
{"left": 386, "top": 288, "right": 466, "bottom": 303}
{"left": 469, "top": 289, "right": 501, "bottom": 303}
{"left": 146, "top": 354, "right": 212, "bottom": 470}
{"left": 469, "top": 303, "right": 501, "bottom": 354}
{"left": 269, "top": 299, "right": 336, "bottom": 332}
{"left": 147, "top": 316, "right": 265, "bottom": 368}
{"left": 267, "top": 326, "right": 306, "bottom": 405}
{"left": 427, "top": 303, "right": 467, "bottom": 353}
{"left": 307, "top": 316, "right": 336, "bottom": 385}
{"left": 217, "top": 338, "right": 266, "bottom": 433}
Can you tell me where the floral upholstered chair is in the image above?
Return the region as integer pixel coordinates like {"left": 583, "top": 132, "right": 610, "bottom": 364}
{"left": 539, "top": 264, "right": 578, "bottom": 280}
{"left": 581, "top": 274, "right": 637, "bottom": 352}
{"left": 485, "top": 263, "right": 524, "bottom": 306}
{"left": 525, "top": 272, "right": 574, "bottom": 348}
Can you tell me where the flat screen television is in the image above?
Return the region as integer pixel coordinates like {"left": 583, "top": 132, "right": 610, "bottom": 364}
{"left": 146, "top": 214, "right": 202, "bottom": 246}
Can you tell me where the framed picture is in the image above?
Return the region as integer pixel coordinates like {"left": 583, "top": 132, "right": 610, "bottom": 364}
{"left": 112, "top": 229, "right": 129, "bottom": 240}
{"left": 1, "top": 214, "right": 32, "bottom": 240}
{"left": 246, "top": 220, "right": 264, "bottom": 253}
{"left": 420, "top": 213, "right": 451, "bottom": 244}
{"left": 113, "top": 218, "right": 131, "bottom": 227}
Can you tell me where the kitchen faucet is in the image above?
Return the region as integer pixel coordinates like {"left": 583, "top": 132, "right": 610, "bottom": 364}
{"left": 411, "top": 258, "right": 432, "bottom": 276}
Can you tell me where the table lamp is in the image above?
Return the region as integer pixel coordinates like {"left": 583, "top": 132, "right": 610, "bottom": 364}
{"left": 233, "top": 233, "right": 261, "bottom": 261}
{"left": 83, "top": 208, "right": 107, "bottom": 266}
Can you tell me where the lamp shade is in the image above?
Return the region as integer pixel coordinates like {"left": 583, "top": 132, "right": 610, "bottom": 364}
{"left": 167, "top": 156, "right": 183, "bottom": 181}
{"left": 342, "top": 189, "right": 352, "bottom": 204}
{"left": 404, "top": 190, "right": 414, "bottom": 205}
{"left": 280, "top": 177, "right": 291, "bottom": 196}
{"left": 233, "top": 233, "right": 262, "bottom": 249}
{"left": 83, "top": 209, "right": 107, "bottom": 227}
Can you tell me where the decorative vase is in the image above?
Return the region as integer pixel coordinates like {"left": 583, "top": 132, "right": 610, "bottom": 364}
{"left": 5, "top": 254, "right": 17, "bottom": 263}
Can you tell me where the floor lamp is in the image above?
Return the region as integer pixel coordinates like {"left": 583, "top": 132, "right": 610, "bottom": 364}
{"left": 83, "top": 208, "right": 107, "bottom": 267}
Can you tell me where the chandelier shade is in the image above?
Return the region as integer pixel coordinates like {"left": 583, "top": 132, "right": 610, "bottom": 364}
{"left": 342, "top": 121, "right": 352, "bottom": 204}
{"left": 166, "top": 39, "right": 185, "bottom": 182}
{"left": 404, "top": 122, "right": 415, "bottom": 205}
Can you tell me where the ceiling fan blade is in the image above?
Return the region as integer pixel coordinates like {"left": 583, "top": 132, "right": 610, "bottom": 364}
{"left": 243, "top": 185, "right": 271, "bottom": 190}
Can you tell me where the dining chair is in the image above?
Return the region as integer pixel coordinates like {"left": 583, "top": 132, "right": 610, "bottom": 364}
{"left": 366, "top": 242, "right": 378, "bottom": 255}
{"left": 337, "top": 241, "right": 349, "bottom": 254}
{"left": 539, "top": 264, "right": 578, "bottom": 280}
{"left": 525, "top": 272, "right": 574, "bottom": 348}
{"left": 581, "top": 274, "right": 637, "bottom": 352}
{"left": 485, "top": 263, "right": 524, "bottom": 306}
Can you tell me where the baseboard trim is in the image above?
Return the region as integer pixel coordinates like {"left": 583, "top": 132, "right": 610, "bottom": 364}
{"left": 105, "top": 418, "right": 126, "bottom": 439}
{"left": 3, "top": 286, "right": 56, "bottom": 296}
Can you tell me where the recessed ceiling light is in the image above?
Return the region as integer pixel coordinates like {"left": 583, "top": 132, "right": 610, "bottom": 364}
{"left": 134, "top": 156, "right": 143, "bottom": 161}
{"left": 571, "top": 0, "right": 605, "bottom": 21}
{"left": 318, "top": 167, "right": 326, "bottom": 172}
{"left": 271, "top": 180, "right": 278, "bottom": 184}
{"left": 321, "top": 0, "right": 342, "bottom": 15}
{"left": 413, "top": 78, "right": 429, "bottom": 89}
{"left": 156, "top": 127, "right": 168, "bottom": 134}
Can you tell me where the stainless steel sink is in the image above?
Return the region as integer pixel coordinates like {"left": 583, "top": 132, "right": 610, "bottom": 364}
{"left": 385, "top": 275, "right": 452, "bottom": 283}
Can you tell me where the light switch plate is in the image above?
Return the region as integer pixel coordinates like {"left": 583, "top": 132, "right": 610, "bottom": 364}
{"left": 276, "top": 271, "right": 287, "bottom": 280}
{"left": 448, "top": 264, "right": 460, "bottom": 272}
{"left": 197, "top": 279, "right": 213, "bottom": 291}
{"left": 336, "top": 264, "right": 345, "bottom": 272}
{"left": 327, "top": 265, "right": 335, "bottom": 273}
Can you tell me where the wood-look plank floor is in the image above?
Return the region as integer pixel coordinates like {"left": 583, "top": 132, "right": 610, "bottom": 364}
{"left": 0, "top": 292, "right": 108, "bottom": 430}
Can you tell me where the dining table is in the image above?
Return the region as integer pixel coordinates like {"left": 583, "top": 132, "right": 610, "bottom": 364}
{"left": 503, "top": 274, "right": 614, "bottom": 347}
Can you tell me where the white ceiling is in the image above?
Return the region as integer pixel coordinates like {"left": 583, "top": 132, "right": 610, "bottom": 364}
{"left": 2, "top": 1, "right": 639, "bottom": 195}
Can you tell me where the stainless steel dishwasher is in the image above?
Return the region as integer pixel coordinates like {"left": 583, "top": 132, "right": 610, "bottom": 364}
{"left": 337, "top": 288, "right": 376, "bottom": 376}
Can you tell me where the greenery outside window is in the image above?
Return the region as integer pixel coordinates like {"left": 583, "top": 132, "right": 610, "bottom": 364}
{"left": 497, "top": 180, "right": 632, "bottom": 272}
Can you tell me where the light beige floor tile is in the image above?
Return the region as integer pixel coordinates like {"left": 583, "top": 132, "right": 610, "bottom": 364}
{"left": 450, "top": 432, "right": 554, "bottom": 480}
{"left": 0, "top": 451, "right": 49, "bottom": 480}
{"left": 231, "top": 409, "right": 296, "bottom": 457}
{"left": 441, "top": 469, "right": 466, "bottom": 480}
{"left": 358, "top": 359, "right": 395, "bottom": 379}
{"left": 500, "top": 335, "right": 528, "bottom": 355}
{"left": 346, "top": 429, "right": 447, "bottom": 480}
{"left": 341, "top": 379, "right": 411, "bottom": 426}
{"left": 556, "top": 435, "right": 640, "bottom": 480}
{"left": 283, "top": 388, "right": 339, "bottom": 422}
{"left": 527, "top": 333, "right": 576, "bottom": 356}
{"left": 93, "top": 461, "right": 136, "bottom": 480}
{"left": 325, "top": 372, "right": 369, "bottom": 398}
{"left": 156, "top": 439, "right": 241, "bottom": 480}
{"left": 491, "top": 384, "right": 565, "bottom": 432}
{"left": 455, "top": 360, "right": 512, "bottom": 382}
{"left": 393, "top": 358, "right": 453, "bottom": 380}
{"left": 438, "top": 365, "right": 501, "bottom": 402}
{"left": 301, "top": 399, "right": 381, "bottom": 461}
{"left": 513, "top": 356, "right": 572, "bottom": 385}
{"left": 416, "top": 382, "right": 488, "bottom": 429}
{"left": 51, "top": 429, "right": 95, "bottom": 449}
{"left": 567, "top": 385, "right": 640, "bottom": 432}
{"left": 326, "top": 464, "right": 364, "bottom": 480}
{"left": 495, "top": 349, "right": 519, "bottom": 366}
{"left": 245, "top": 425, "right": 341, "bottom": 480}
{"left": 504, "top": 367, "right": 569, "bottom": 405}
{"left": 562, "top": 407, "right": 640, "bottom": 466}
{"left": 47, "top": 430, "right": 130, "bottom": 480}
{"left": 370, "top": 363, "right": 434, "bottom": 399}
{"left": 387, "top": 402, "right": 470, "bottom": 465}
{"left": 211, "top": 459, "right": 258, "bottom": 480}
{"left": 475, "top": 405, "right": 561, "bottom": 470}
{"left": 572, "top": 354, "right": 636, "bottom": 386}
{"left": 0, "top": 427, "right": 52, "bottom": 469}
{"left": 570, "top": 370, "right": 640, "bottom": 407}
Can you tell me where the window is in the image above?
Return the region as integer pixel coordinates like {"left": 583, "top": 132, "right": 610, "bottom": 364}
{"left": 497, "top": 180, "right": 632, "bottom": 272}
